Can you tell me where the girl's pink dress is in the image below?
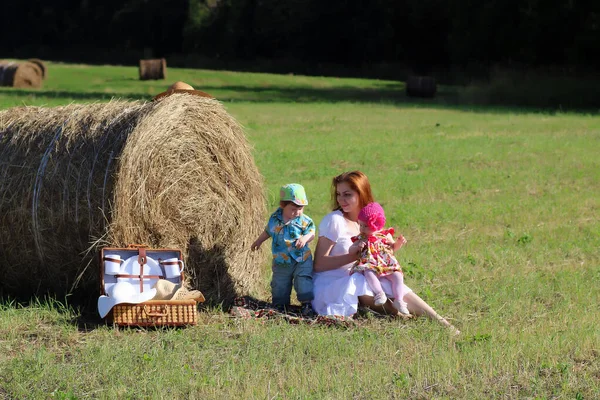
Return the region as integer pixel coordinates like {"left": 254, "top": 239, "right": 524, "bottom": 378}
{"left": 350, "top": 228, "right": 403, "bottom": 276}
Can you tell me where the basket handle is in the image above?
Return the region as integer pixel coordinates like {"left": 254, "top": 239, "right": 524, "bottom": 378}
{"left": 143, "top": 305, "right": 169, "bottom": 318}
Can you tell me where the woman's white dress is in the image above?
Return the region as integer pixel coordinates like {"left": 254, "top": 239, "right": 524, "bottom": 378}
{"left": 311, "top": 210, "right": 412, "bottom": 316}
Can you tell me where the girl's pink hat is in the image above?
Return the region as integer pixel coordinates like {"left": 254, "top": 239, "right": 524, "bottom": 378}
{"left": 358, "top": 202, "right": 386, "bottom": 231}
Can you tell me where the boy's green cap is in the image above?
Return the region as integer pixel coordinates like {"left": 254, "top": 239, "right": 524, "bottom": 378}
{"left": 280, "top": 183, "right": 308, "bottom": 205}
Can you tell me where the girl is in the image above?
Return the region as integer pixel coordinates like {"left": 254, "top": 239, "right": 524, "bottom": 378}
{"left": 350, "top": 202, "right": 410, "bottom": 315}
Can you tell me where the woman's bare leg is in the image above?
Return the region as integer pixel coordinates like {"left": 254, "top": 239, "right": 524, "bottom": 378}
{"left": 403, "top": 291, "right": 459, "bottom": 333}
{"left": 358, "top": 295, "right": 404, "bottom": 317}
{"left": 358, "top": 291, "right": 459, "bottom": 333}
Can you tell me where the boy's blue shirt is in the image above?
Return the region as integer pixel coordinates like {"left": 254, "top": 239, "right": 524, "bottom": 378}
{"left": 265, "top": 208, "right": 315, "bottom": 265}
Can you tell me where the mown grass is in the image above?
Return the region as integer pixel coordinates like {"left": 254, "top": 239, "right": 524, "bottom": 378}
{"left": 0, "top": 62, "right": 598, "bottom": 399}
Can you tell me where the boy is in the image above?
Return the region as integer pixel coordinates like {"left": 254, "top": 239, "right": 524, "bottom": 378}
{"left": 251, "top": 183, "right": 315, "bottom": 317}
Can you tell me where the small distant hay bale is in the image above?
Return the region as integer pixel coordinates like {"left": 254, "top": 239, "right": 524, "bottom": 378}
{"left": 0, "top": 61, "right": 43, "bottom": 88}
{"left": 139, "top": 58, "right": 167, "bottom": 80}
{"left": 0, "top": 94, "right": 268, "bottom": 305}
{"left": 28, "top": 58, "right": 47, "bottom": 79}
{"left": 406, "top": 76, "right": 437, "bottom": 98}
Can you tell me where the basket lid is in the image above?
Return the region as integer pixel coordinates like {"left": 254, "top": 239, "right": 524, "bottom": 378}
{"left": 98, "top": 281, "right": 157, "bottom": 318}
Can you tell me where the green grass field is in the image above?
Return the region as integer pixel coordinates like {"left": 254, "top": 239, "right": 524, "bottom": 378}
{"left": 0, "top": 62, "right": 599, "bottom": 399}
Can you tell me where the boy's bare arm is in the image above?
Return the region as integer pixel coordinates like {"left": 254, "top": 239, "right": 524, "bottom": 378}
{"left": 305, "top": 232, "right": 315, "bottom": 244}
{"left": 295, "top": 232, "right": 315, "bottom": 248}
{"left": 251, "top": 231, "right": 270, "bottom": 251}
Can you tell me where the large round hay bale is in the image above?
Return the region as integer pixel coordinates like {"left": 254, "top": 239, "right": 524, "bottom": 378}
{"left": 0, "top": 94, "right": 268, "bottom": 305}
{"left": 0, "top": 61, "right": 43, "bottom": 88}
{"left": 406, "top": 75, "right": 437, "bottom": 98}
{"left": 139, "top": 58, "right": 167, "bottom": 80}
{"left": 28, "top": 58, "right": 47, "bottom": 79}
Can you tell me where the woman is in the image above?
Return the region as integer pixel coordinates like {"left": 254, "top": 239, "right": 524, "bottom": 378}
{"left": 312, "top": 170, "right": 458, "bottom": 332}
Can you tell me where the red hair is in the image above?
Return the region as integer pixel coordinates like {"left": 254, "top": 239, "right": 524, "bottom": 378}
{"left": 331, "top": 170, "right": 374, "bottom": 211}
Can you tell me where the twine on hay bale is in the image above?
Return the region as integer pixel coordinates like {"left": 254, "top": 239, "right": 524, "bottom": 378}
{"left": 0, "top": 94, "right": 268, "bottom": 305}
{"left": 28, "top": 58, "right": 47, "bottom": 79}
{"left": 0, "top": 61, "right": 43, "bottom": 88}
{"left": 139, "top": 58, "right": 167, "bottom": 80}
{"left": 406, "top": 75, "right": 437, "bottom": 98}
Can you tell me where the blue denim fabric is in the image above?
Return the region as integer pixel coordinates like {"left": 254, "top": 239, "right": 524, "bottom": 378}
{"left": 270, "top": 256, "right": 314, "bottom": 306}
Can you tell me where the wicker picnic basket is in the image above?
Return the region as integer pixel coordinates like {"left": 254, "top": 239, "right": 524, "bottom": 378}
{"left": 109, "top": 300, "right": 198, "bottom": 327}
{"left": 100, "top": 245, "right": 202, "bottom": 327}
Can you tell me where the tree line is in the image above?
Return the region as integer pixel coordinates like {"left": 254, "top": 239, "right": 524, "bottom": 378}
{"left": 2, "top": 0, "right": 599, "bottom": 80}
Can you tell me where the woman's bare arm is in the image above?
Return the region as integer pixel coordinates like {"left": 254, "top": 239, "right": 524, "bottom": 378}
{"left": 313, "top": 236, "right": 360, "bottom": 272}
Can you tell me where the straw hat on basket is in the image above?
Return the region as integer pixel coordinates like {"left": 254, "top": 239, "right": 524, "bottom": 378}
{"left": 152, "top": 279, "right": 205, "bottom": 302}
{"left": 153, "top": 81, "right": 213, "bottom": 101}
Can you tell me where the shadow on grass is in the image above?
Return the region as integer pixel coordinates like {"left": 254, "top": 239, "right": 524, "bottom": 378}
{"left": 1, "top": 82, "right": 598, "bottom": 114}
{"left": 0, "top": 294, "right": 204, "bottom": 333}
{"left": 0, "top": 88, "right": 150, "bottom": 102}
{"left": 191, "top": 83, "right": 600, "bottom": 113}
{"left": 0, "top": 239, "right": 240, "bottom": 333}
{"left": 0, "top": 294, "right": 104, "bottom": 332}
